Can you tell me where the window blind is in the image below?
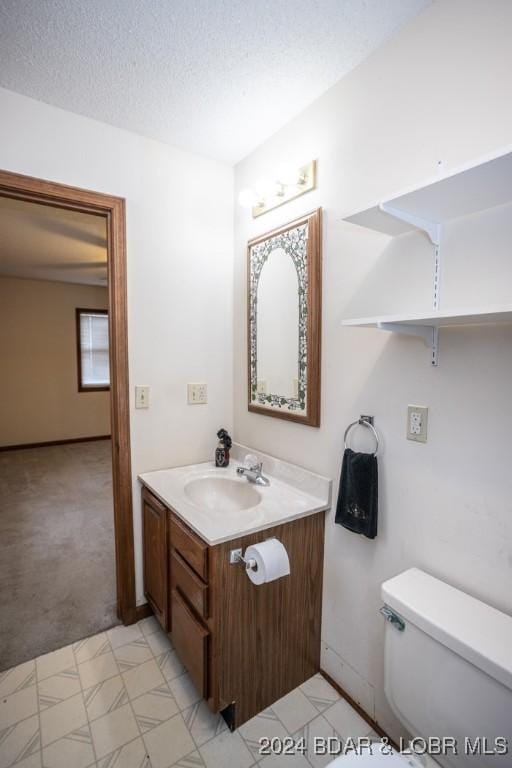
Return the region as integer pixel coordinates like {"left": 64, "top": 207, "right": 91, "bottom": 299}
{"left": 79, "top": 311, "right": 110, "bottom": 387}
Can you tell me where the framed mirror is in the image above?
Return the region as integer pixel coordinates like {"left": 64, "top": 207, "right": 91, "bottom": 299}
{"left": 247, "top": 208, "right": 322, "bottom": 426}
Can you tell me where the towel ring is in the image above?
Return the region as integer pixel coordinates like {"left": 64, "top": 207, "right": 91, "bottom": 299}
{"left": 344, "top": 417, "right": 379, "bottom": 456}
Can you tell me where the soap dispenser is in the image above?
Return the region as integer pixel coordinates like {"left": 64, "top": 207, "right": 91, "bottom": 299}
{"left": 215, "top": 428, "right": 232, "bottom": 467}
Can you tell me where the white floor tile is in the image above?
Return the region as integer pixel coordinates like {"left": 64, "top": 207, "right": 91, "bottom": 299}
{"left": 3, "top": 750, "right": 42, "bottom": 768}
{"left": 169, "top": 673, "right": 201, "bottom": 711}
{"left": 42, "top": 727, "right": 95, "bottom": 768}
{"left": 107, "top": 623, "right": 143, "bottom": 650}
{"left": 38, "top": 668, "right": 81, "bottom": 709}
{"left": 199, "top": 729, "right": 253, "bottom": 768}
{"left": 323, "top": 698, "right": 372, "bottom": 740}
{"left": 78, "top": 651, "right": 119, "bottom": 690}
{"left": 138, "top": 616, "right": 161, "bottom": 638}
{"left": 293, "top": 713, "right": 341, "bottom": 768}
{"left": 0, "top": 713, "right": 40, "bottom": 768}
{"left": 172, "top": 749, "right": 206, "bottom": 767}
{"left": 36, "top": 646, "right": 75, "bottom": 682}
{"left": 143, "top": 713, "right": 195, "bottom": 768}
{"left": 0, "top": 660, "right": 36, "bottom": 698}
{"left": 182, "top": 700, "right": 227, "bottom": 747}
{"left": 0, "top": 623, "right": 385, "bottom": 768}
{"left": 239, "top": 708, "right": 289, "bottom": 762}
{"left": 73, "top": 632, "right": 110, "bottom": 665}
{"left": 40, "top": 691, "right": 88, "bottom": 747}
{"left": 113, "top": 638, "right": 153, "bottom": 671}
{"left": 122, "top": 658, "right": 166, "bottom": 701}
{"left": 299, "top": 674, "right": 341, "bottom": 713}
{"left": 96, "top": 735, "right": 150, "bottom": 768}
{"left": 89, "top": 702, "right": 140, "bottom": 759}
{"left": 146, "top": 630, "right": 172, "bottom": 657}
{"left": 83, "top": 675, "right": 128, "bottom": 722}
{"left": 132, "top": 683, "right": 179, "bottom": 733}
{"left": 0, "top": 684, "right": 38, "bottom": 728}
{"left": 258, "top": 753, "right": 311, "bottom": 768}
{"left": 272, "top": 688, "right": 319, "bottom": 734}
{"left": 156, "top": 650, "right": 185, "bottom": 682}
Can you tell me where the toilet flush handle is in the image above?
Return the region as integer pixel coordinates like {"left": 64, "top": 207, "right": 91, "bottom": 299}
{"left": 380, "top": 605, "right": 406, "bottom": 632}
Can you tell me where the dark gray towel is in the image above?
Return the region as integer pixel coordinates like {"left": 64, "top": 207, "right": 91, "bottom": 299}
{"left": 335, "top": 448, "right": 378, "bottom": 539}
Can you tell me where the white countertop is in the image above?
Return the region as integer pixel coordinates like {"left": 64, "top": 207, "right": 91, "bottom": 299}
{"left": 139, "top": 448, "right": 331, "bottom": 545}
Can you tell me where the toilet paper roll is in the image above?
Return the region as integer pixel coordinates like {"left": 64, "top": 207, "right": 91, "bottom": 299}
{"left": 244, "top": 538, "right": 290, "bottom": 585}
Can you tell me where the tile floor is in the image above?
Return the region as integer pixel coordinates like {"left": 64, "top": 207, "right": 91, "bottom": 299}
{"left": 0, "top": 617, "right": 378, "bottom": 768}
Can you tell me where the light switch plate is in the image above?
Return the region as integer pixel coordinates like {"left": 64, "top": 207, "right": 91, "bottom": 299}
{"left": 407, "top": 405, "right": 428, "bottom": 442}
{"left": 188, "top": 382, "right": 207, "bottom": 404}
{"left": 135, "top": 385, "right": 150, "bottom": 409}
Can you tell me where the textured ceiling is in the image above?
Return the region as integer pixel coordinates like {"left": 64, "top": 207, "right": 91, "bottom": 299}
{"left": 0, "top": 0, "right": 430, "bottom": 163}
{"left": 0, "top": 197, "right": 108, "bottom": 286}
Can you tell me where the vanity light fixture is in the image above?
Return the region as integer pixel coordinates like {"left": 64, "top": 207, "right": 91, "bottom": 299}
{"left": 238, "top": 159, "right": 317, "bottom": 218}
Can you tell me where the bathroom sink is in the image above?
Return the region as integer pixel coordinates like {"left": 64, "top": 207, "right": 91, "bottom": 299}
{"left": 184, "top": 476, "right": 261, "bottom": 513}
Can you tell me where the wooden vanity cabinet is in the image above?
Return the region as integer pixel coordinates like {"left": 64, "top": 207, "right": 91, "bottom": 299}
{"left": 142, "top": 486, "right": 325, "bottom": 729}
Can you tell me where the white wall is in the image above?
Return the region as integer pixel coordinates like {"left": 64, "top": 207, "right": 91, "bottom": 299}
{"left": 0, "top": 87, "right": 234, "bottom": 604}
{"left": 234, "top": 0, "right": 512, "bottom": 738}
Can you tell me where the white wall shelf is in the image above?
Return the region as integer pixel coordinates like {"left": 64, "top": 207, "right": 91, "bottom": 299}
{"left": 342, "top": 306, "right": 512, "bottom": 330}
{"left": 342, "top": 306, "right": 512, "bottom": 366}
{"left": 341, "top": 147, "right": 512, "bottom": 365}
{"left": 342, "top": 148, "right": 512, "bottom": 242}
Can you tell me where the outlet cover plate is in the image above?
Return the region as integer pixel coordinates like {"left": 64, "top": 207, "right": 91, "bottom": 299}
{"left": 188, "top": 382, "right": 208, "bottom": 404}
{"left": 407, "top": 405, "right": 428, "bottom": 443}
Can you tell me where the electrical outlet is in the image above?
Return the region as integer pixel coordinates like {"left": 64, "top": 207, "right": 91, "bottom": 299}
{"left": 407, "top": 405, "right": 428, "bottom": 443}
{"left": 187, "top": 382, "right": 207, "bottom": 404}
{"left": 135, "top": 385, "right": 150, "bottom": 409}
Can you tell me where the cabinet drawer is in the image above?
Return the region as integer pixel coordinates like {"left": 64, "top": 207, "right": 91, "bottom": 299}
{"left": 170, "top": 514, "right": 208, "bottom": 580}
{"left": 170, "top": 589, "right": 208, "bottom": 698}
{"left": 171, "top": 549, "right": 208, "bottom": 619}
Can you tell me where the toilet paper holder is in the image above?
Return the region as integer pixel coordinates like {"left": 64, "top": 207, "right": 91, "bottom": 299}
{"left": 229, "top": 548, "right": 258, "bottom": 571}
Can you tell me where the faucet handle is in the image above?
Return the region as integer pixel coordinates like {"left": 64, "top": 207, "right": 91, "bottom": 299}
{"left": 243, "top": 453, "right": 259, "bottom": 469}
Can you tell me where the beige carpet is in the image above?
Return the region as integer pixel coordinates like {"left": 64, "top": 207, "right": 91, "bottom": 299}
{"left": 0, "top": 439, "right": 119, "bottom": 671}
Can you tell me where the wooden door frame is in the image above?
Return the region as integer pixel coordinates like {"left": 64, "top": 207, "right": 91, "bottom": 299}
{"left": 0, "top": 169, "right": 138, "bottom": 624}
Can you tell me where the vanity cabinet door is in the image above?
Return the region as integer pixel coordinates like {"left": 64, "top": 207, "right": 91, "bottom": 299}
{"left": 142, "top": 489, "right": 168, "bottom": 630}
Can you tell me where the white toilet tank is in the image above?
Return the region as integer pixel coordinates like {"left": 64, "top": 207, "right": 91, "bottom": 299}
{"left": 381, "top": 568, "right": 512, "bottom": 768}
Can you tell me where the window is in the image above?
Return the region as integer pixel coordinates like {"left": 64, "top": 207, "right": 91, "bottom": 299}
{"left": 76, "top": 308, "right": 110, "bottom": 391}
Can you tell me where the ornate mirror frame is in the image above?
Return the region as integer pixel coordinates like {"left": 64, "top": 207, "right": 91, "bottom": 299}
{"left": 247, "top": 208, "right": 322, "bottom": 427}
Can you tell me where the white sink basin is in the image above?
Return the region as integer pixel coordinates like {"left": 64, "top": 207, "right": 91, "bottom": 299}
{"left": 184, "top": 476, "right": 261, "bottom": 513}
{"left": 139, "top": 449, "right": 331, "bottom": 544}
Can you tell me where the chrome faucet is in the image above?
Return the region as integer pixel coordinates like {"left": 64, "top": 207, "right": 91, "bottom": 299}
{"left": 236, "top": 461, "right": 270, "bottom": 486}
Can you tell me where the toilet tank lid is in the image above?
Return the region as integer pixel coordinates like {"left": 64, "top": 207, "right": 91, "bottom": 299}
{"left": 382, "top": 568, "right": 512, "bottom": 692}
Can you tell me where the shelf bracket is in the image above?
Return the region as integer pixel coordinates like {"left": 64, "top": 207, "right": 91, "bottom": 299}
{"left": 378, "top": 322, "right": 439, "bottom": 366}
{"left": 379, "top": 199, "right": 443, "bottom": 317}
{"left": 379, "top": 202, "right": 440, "bottom": 247}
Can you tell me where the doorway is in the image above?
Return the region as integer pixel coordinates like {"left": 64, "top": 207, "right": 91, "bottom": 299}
{"left": 0, "top": 170, "right": 137, "bottom": 669}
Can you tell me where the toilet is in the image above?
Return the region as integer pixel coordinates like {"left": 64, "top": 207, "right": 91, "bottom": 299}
{"left": 328, "top": 568, "right": 512, "bottom": 767}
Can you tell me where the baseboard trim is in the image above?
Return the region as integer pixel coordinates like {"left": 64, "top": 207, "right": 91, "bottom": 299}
{"left": 134, "top": 603, "right": 153, "bottom": 622}
{"left": 0, "top": 435, "right": 111, "bottom": 452}
{"left": 319, "top": 669, "right": 396, "bottom": 748}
